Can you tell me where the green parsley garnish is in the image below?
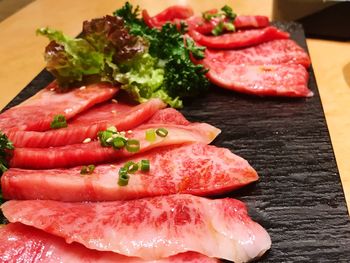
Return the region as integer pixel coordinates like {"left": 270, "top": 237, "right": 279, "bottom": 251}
{"left": 0, "top": 131, "right": 14, "bottom": 174}
{"left": 115, "top": 2, "right": 209, "bottom": 107}
{"left": 0, "top": 131, "right": 14, "bottom": 204}
{"left": 80, "top": 164, "right": 95, "bottom": 175}
{"left": 185, "top": 37, "right": 205, "bottom": 59}
{"left": 50, "top": 114, "right": 67, "bottom": 129}
{"left": 38, "top": 2, "right": 209, "bottom": 109}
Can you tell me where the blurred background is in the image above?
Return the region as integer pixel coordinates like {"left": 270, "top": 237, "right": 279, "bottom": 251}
{"left": 1, "top": 0, "right": 349, "bottom": 39}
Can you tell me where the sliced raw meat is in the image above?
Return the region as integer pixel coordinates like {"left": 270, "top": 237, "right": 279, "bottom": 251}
{"left": 9, "top": 123, "right": 220, "bottom": 169}
{"left": 0, "top": 82, "right": 118, "bottom": 133}
{"left": 142, "top": 6, "right": 194, "bottom": 28}
{"left": 1, "top": 195, "right": 271, "bottom": 262}
{"left": 234, "top": 15, "right": 270, "bottom": 29}
{"left": 189, "top": 26, "right": 289, "bottom": 49}
{"left": 205, "top": 63, "right": 312, "bottom": 97}
{"left": 187, "top": 15, "right": 269, "bottom": 35}
{"left": 2, "top": 143, "right": 258, "bottom": 201}
{"left": 0, "top": 223, "right": 217, "bottom": 263}
{"left": 7, "top": 99, "right": 166, "bottom": 148}
{"left": 202, "top": 39, "right": 311, "bottom": 68}
{"left": 146, "top": 108, "right": 190, "bottom": 126}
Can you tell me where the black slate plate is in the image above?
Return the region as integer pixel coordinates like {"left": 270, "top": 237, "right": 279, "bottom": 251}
{"left": 1, "top": 22, "right": 350, "bottom": 262}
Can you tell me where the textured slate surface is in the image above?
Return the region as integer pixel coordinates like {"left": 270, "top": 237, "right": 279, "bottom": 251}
{"left": 1, "top": 22, "right": 350, "bottom": 262}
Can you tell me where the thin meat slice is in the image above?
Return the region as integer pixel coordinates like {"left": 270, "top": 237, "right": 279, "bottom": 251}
{"left": 0, "top": 224, "right": 218, "bottom": 263}
{"left": 203, "top": 39, "right": 311, "bottom": 68}
{"left": 189, "top": 26, "right": 289, "bottom": 49}
{"left": 187, "top": 15, "right": 269, "bottom": 35}
{"left": 0, "top": 82, "right": 118, "bottom": 133}
{"left": 1, "top": 195, "right": 271, "bottom": 262}
{"left": 2, "top": 143, "right": 258, "bottom": 201}
{"left": 234, "top": 15, "right": 270, "bottom": 29}
{"left": 142, "top": 6, "right": 194, "bottom": 28}
{"left": 206, "top": 63, "right": 312, "bottom": 97}
{"left": 9, "top": 123, "right": 220, "bottom": 169}
{"left": 146, "top": 108, "right": 190, "bottom": 126}
{"left": 7, "top": 99, "right": 166, "bottom": 148}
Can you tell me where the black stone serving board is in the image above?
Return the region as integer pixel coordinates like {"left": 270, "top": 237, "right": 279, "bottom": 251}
{"left": 1, "top": 22, "right": 350, "bottom": 262}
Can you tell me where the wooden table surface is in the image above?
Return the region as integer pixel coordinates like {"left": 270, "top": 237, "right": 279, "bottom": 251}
{"left": 0, "top": 0, "right": 349, "bottom": 212}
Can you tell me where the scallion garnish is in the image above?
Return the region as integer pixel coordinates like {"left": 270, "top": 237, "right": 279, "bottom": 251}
{"left": 50, "top": 114, "right": 67, "bottom": 129}
{"left": 117, "top": 159, "right": 150, "bottom": 187}
{"left": 118, "top": 167, "right": 129, "bottom": 186}
{"left": 224, "top": 22, "right": 235, "bottom": 31}
{"left": 125, "top": 139, "right": 140, "bottom": 153}
{"left": 202, "top": 5, "right": 237, "bottom": 36}
{"left": 80, "top": 164, "right": 95, "bottom": 174}
{"left": 107, "top": 126, "right": 117, "bottom": 133}
{"left": 98, "top": 130, "right": 114, "bottom": 147}
{"left": 140, "top": 159, "right": 150, "bottom": 172}
{"left": 145, "top": 129, "right": 156, "bottom": 142}
{"left": 113, "top": 137, "right": 127, "bottom": 149}
{"left": 0, "top": 131, "right": 13, "bottom": 175}
{"left": 124, "top": 161, "right": 139, "bottom": 174}
{"left": 156, "top": 128, "right": 168, "bottom": 137}
{"left": 212, "top": 21, "right": 224, "bottom": 36}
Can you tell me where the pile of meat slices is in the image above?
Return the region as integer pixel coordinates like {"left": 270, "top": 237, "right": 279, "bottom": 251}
{"left": 144, "top": 5, "right": 313, "bottom": 98}
{"left": 0, "top": 5, "right": 315, "bottom": 262}
{"left": 0, "top": 81, "right": 271, "bottom": 262}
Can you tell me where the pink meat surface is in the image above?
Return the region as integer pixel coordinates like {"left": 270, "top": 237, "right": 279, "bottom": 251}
{"left": 203, "top": 39, "right": 311, "bottom": 68}
{"left": 0, "top": 82, "right": 118, "bottom": 133}
{"left": 187, "top": 15, "right": 270, "bottom": 35}
{"left": 9, "top": 123, "right": 220, "bottom": 169}
{"left": 199, "top": 39, "right": 313, "bottom": 97}
{"left": 0, "top": 223, "right": 217, "bottom": 263}
{"left": 206, "top": 63, "right": 312, "bottom": 97}
{"left": 189, "top": 26, "right": 289, "bottom": 49}
{"left": 146, "top": 108, "right": 190, "bottom": 126}
{"left": 7, "top": 99, "right": 166, "bottom": 148}
{"left": 2, "top": 143, "right": 258, "bottom": 201}
{"left": 1, "top": 195, "right": 271, "bottom": 262}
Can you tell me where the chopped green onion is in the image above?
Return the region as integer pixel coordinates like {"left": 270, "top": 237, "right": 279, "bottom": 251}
{"left": 80, "top": 164, "right": 95, "bottom": 175}
{"left": 224, "top": 22, "right": 235, "bottom": 31}
{"left": 221, "top": 5, "right": 237, "bottom": 21}
{"left": 50, "top": 114, "right": 67, "bottom": 129}
{"left": 156, "top": 128, "right": 168, "bottom": 137}
{"left": 112, "top": 137, "right": 127, "bottom": 149}
{"left": 118, "top": 167, "right": 129, "bottom": 186}
{"left": 212, "top": 21, "right": 224, "bottom": 36}
{"left": 145, "top": 129, "right": 156, "bottom": 142}
{"left": 98, "top": 130, "right": 113, "bottom": 146}
{"left": 107, "top": 126, "right": 117, "bottom": 133}
{"left": 140, "top": 159, "right": 150, "bottom": 172}
{"left": 124, "top": 161, "right": 139, "bottom": 174}
{"left": 125, "top": 139, "right": 140, "bottom": 153}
